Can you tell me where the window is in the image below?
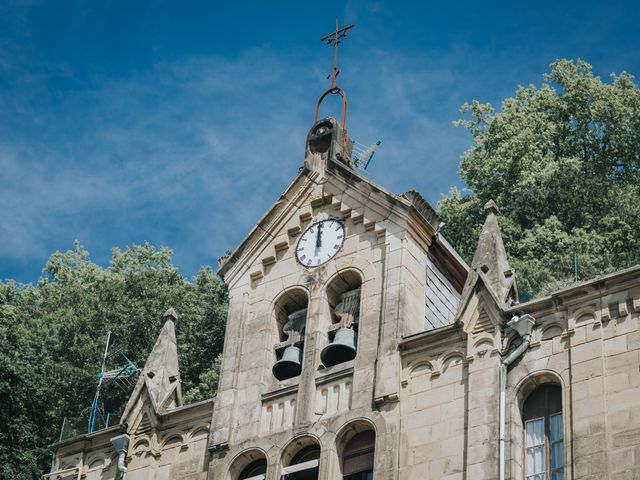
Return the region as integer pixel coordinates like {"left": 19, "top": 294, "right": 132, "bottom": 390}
{"left": 230, "top": 451, "right": 268, "bottom": 480}
{"left": 282, "top": 445, "right": 320, "bottom": 480}
{"left": 342, "top": 430, "right": 375, "bottom": 480}
{"left": 522, "top": 384, "right": 564, "bottom": 480}
{"left": 424, "top": 258, "right": 460, "bottom": 331}
{"left": 239, "top": 459, "right": 267, "bottom": 480}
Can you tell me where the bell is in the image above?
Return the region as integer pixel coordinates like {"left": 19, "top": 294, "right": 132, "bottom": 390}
{"left": 272, "top": 345, "right": 302, "bottom": 381}
{"left": 321, "top": 328, "right": 357, "bottom": 367}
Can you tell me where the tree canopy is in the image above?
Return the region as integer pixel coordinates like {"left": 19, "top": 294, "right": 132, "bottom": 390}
{"left": 439, "top": 59, "right": 640, "bottom": 299}
{"left": 0, "top": 243, "right": 227, "bottom": 479}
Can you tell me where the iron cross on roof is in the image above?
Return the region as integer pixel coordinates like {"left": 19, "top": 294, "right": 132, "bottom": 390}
{"left": 315, "top": 19, "right": 355, "bottom": 129}
{"left": 320, "top": 19, "right": 355, "bottom": 89}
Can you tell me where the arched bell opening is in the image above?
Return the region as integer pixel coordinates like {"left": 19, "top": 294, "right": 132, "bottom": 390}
{"left": 336, "top": 422, "right": 376, "bottom": 480}
{"left": 272, "top": 288, "right": 309, "bottom": 381}
{"left": 321, "top": 270, "right": 362, "bottom": 368}
{"left": 228, "top": 449, "right": 268, "bottom": 480}
{"left": 281, "top": 436, "right": 321, "bottom": 480}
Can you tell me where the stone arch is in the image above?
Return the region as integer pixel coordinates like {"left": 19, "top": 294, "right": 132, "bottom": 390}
{"left": 321, "top": 256, "right": 376, "bottom": 289}
{"left": 514, "top": 370, "right": 565, "bottom": 412}
{"left": 132, "top": 437, "right": 150, "bottom": 453}
{"left": 188, "top": 426, "right": 210, "bottom": 443}
{"left": 334, "top": 418, "right": 377, "bottom": 455}
{"left": 227, "top": 447, "right": 268, "bottom": 480}
{"left": 336, "top": 419, "right": 376, "bottom": 479}
{"left": 408, "top": 360, "right": 434, "bottom": 376}
{"left": 472, "top": 336, "right": 495, "bottom": 354}
{"left": 87, "top": 456, "right": 105, "bottom": 470}
{"left": 540, "top": 322, "right": 564, "bottom": 341}
{"left": 280, "top": 434, "right": 322, "bottom": 467}
{"left": 570, "top": 305, "right": 598, "bottom": 328}
{"left": 325, "top": 269, "right": 363, "bottom": 322}
{"left": 161, "top": 433, "right": 185, "bottom": 449}
{"left": 440, "top": 350, "right": 467, "bottom": 373}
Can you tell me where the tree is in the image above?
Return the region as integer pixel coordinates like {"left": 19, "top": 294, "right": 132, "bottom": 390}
{"left": 439, "top": 59, "right": 640, "bottom": 299}
{"left": 0, "top": 242, "right": 227, "bottom": 479}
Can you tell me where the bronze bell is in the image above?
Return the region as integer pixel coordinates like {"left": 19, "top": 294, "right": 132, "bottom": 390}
{"left": 321, "top": 327, "right": 357, "bottom": 367}
{"left": 272, "top": 345, "right": 302, "bottom": 381}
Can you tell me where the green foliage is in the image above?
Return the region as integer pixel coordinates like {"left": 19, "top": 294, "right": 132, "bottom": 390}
{"left": 0, "top": 242, "right": 227, "bottom": 479}
{"left": 440, "top": 60, "right": 640, "bottom": 299}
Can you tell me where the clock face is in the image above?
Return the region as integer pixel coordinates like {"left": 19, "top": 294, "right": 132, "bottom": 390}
{"left": 296, "top": 219, "right": 345, "bottom": 268}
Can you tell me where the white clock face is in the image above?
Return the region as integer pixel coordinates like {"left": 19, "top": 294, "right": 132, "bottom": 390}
{"left": 296, "top": 219, "right": 345, "bottom": 268}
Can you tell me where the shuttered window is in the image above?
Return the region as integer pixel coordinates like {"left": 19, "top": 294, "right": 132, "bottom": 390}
{"left": 342, "top": 431, "right": 375, "bottom": 479}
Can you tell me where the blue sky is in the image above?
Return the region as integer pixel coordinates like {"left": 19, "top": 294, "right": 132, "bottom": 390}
{"left": 1, "top": 0, "right": 639, "bottom": 283}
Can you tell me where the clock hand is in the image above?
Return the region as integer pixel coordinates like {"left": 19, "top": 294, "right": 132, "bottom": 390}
{"left": 316, "top": 223, "right": 322, "bottom": 249}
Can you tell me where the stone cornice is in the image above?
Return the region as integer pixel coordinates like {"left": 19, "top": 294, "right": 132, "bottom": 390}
{"left": 48, "top": 424, "right": 126, "bottom": 453}
{"left": 507, "top": 264, "right": 640, "bottom": 316}
{"left": 399, "top": 323, "right": 463, "bottom": 354}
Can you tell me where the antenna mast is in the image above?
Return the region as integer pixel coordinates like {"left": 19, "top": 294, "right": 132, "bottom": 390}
{"left": 86, "top": 332, "right": 139, "bottom": 434}
{"left": 88, "top": 331, "right": 111, "bottom": 433}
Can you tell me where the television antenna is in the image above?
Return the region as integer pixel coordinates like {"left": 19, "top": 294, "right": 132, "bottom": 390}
{"left": 87, "top": 331, "right": 139, "bottom": 433}
{"left": 353, "top": 140, "right": 382, "bottom": 170}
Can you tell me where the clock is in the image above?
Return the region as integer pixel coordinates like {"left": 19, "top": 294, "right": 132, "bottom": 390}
{"left": 296, "top": 219, "right": 345, "bottom": 268}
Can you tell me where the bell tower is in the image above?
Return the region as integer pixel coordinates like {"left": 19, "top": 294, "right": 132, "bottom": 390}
{"left": 305, "top": 20, "right": 356, "bottom": 178}
{"left": 208, "top": 19, "right": 468, "bottom": 480}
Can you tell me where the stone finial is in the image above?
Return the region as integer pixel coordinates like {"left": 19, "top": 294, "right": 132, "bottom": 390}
{"left": 120, "top": 307, "right": 183, "bottom": 423}
{"left": 458, "top": 197, "right": 518, "bottom": 310}
{"left": 484, "top": 199, "right": 500, "bottom": 216}
{"left": 163, "top": 307, "right": 178, "bottom": 322}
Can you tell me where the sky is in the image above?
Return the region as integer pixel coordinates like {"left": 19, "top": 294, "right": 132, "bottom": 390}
{"left": 1, "top": 0, "right": 639, "bottom": 283}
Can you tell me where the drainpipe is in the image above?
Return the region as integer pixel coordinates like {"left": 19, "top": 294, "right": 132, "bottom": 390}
{"left": 110, "top": 434, "right": 130, "bottom": 480}
{"left": 499, "top": 314, "right": 535, "bottom": 480}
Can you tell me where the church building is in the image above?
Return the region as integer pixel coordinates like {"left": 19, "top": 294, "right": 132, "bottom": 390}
{"left": 45, "top": 24, "right": 640, "bottom": 480}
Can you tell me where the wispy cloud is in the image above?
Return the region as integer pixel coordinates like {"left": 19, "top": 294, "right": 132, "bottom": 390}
{"left": 1, "top": 0, "right": 637, "bottom": 282}
{"left": 0, "top": 40, "right": 553, "bottom": 280}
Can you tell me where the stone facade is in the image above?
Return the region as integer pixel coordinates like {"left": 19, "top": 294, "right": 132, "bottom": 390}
{"left": 47, "top": 117, "right": 640, "bottom": 479}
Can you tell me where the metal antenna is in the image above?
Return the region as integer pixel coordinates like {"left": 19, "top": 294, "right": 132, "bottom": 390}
{"left": 353, "top": 140, "right": 382, "bottom": 170}
{"left": 87, "top": 332, "right": 139, "bottom": 434}
{"left": 88, "top": 331, "right": 111, "bottom": 433}
{"left": 314, "top": 19, "right": 355, "bottom": 129}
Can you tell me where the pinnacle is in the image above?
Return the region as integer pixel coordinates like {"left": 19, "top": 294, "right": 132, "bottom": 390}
{"left": 484, "top": 199, "right": 500, "bottom": 216}
{"left": 163, "top": 307, "right": 178, "bottom": 321}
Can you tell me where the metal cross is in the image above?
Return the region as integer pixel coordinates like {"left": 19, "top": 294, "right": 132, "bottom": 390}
{"left": 320, "top": 19, "right": 354, "bottom": 89}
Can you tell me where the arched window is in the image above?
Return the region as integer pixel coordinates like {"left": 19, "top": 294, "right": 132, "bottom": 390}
{"left": 239, "top": 459, "right": 267, "bottom": 480}
{"left": 228, "top": 450, "right": 268, "bottom": 480}
{"left": 282, "top": 443, "right": 320, "bottom": 479}
{"left": 522, "top": 384, "right": 563, "bottom": 480}
{"left": 272, "top": 288, "right": 309, "bottom": 381}
{"left": 341, "top": 430, "right": 375, "bottom": 480}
